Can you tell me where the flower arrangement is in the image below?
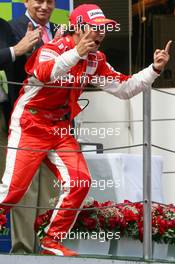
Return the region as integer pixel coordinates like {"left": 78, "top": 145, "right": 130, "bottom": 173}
{"left": 34, "top": 210, "right": 53, "bottom": 240}
{"left": 0, "top": 208, "right": 7, "bottom": 234}
{"left": 72, "top": 198, "right": 122, "bottom": 235}
{"left": 152, "top": 203, "right": 175, "bottom": 244}
{"left": 34, "top": 198, "right": 175, "bottom": 244}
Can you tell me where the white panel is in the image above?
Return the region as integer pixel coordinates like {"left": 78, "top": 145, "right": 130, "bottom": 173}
{"left": 76, "top": 91, "right": 130, "bottom": 152}
{"left": 130, "top": 88, "right": 175, "bottom": 204}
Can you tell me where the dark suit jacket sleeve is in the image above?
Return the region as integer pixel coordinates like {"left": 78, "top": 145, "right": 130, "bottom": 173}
{"left": 0, "top": 48, "right": 13, "bottom": 69}
{"left": 0, "top": 18, "right": 16, "bottom": 69}
{"left": 9, "top": 15, "right": 30, "bottom": 42}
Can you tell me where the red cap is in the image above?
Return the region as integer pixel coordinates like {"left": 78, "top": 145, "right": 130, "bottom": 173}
{"left": 70, "top": 4, "right": 117, "bottom": 28}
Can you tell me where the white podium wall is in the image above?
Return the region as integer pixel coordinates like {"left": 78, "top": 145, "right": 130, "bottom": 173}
{"left": 78, "top": 89, "right": 175, "bottom": 204}
{"left": 77, "top": 91, "right": 130, "bottom": 152}
{"left": 130, "top": 88, "right": 175, "bottom": 204}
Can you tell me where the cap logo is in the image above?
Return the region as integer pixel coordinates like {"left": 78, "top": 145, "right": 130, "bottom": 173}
{"left": 87, "top": 9, "right": 104, "bottom": 20}
{"left": 77, "top": 15, "right": 83, "bottom": 24}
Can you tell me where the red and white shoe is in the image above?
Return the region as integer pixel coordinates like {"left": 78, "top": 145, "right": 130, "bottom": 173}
{"left": 40, "top": 236, "right": 78, "bottom": 256}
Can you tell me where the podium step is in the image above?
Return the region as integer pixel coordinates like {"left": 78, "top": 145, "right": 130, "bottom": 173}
{"left": 0, "top": 254, "right": 174, "bottom": 264}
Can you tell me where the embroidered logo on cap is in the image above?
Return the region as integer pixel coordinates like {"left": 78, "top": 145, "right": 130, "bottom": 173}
{"left": 87, "top": 9, "right": 104, "bottom": 19}
{"left": 77, "top": 15, "right": 83, "bottom": 24}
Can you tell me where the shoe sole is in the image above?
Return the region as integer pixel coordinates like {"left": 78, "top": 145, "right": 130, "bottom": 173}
{"left": 40, "top": 249, "right": 55, "bottom": 255}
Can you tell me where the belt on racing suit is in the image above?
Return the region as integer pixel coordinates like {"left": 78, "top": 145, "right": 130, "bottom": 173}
{"left": 26, "top": 105, "right": 70, "bottom": 122}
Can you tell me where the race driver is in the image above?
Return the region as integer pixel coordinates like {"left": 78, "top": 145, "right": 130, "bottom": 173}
{"left": 0, "top": 4, "right": 171, "bottom": 256}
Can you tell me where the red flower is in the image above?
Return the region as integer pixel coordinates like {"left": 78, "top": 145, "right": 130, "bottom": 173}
{"left": 108, "top": 217, "right": 118, "bottom": 230}
{"left": 155, "top": 206, "right": 164, "bottom": 215}
{"left": 98, "top": 215, "right": 105, "bottom": 228}
{"left": 123, "top": 209, "right": 139, "bottom": 222}
{"left": 167, "top": 220, "right": 175, "bottom": 229}
{"left": 80, "top": 207, "right": 94, "bottom": 217}
{"left": 34, "top": 210, "right": 53, "bottom": 232}
{"left": 135, "top": 203, "right": 143, "bottom": 212}
{"left": 101, "top": 201, "right": 115, "bottom": 207}
{"left": 42, "top": 210, "right": 53, "bottom": 222}
{"left": 83, "top": 217, "right": 97, "bottom": 230}
{"left": 0, "top": 214, "right": 7, "bottom": 227}
{"left": 93, "top": 201, "right": 100, "bottom": 207}
{"left": 123, "top": 200, "right": 132, "bottom": 204}
{"left": 158, "top": 219, "right": 168, "bottom": 234}
{"left": 159, "top": 225, "right": 166, "bottom": 235}
{"left": 34, "top": 215, "right": 44, "bottom": 232}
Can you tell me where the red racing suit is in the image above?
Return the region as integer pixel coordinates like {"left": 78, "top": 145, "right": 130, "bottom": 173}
{"left": 0, "top": 35, "right": 159, "bottom": 241}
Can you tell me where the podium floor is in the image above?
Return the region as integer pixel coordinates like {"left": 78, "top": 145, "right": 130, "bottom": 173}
{"left": 0, "top": 254, "right": 175, "bottom": 264}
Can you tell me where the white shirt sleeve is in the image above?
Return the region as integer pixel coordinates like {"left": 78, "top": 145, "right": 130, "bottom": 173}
{"left": 10, "top": 47, "right": 16, "bottom": 62}
{"left": 50, "top": 47, "right": 82, "bottom": 81}
{"left": 93, "top": 64, "right": 159, "bottom": 99}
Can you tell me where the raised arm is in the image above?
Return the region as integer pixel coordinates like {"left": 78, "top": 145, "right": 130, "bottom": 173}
{"left": 94, "top": 41, "right": 172, "bottom": 99}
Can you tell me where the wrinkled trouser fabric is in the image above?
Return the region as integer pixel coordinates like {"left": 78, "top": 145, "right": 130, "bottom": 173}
{"left": 0, "top": 109, "right": 91, "bottom": 240}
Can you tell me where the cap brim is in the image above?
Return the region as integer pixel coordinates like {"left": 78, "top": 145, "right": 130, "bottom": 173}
{"left": 89, "top": 18, "right": 117, "bottom": 27}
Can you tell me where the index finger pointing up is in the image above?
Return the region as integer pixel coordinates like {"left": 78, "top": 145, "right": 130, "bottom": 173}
{"left": 83, "top": 29, "right": 93, "bottom": 40}
{"left": 165, "top": 40, "right": 172, "bottom": 53}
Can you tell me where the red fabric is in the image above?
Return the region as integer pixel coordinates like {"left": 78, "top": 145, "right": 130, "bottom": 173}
{"left": 24, "top": 35, "right": 130, "bottom": 120}
{"left": 41, "top": 236, "right": 78, "bottom": 256}
{"left": 2, "top": 115, "right": 91, "bottom": 239}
